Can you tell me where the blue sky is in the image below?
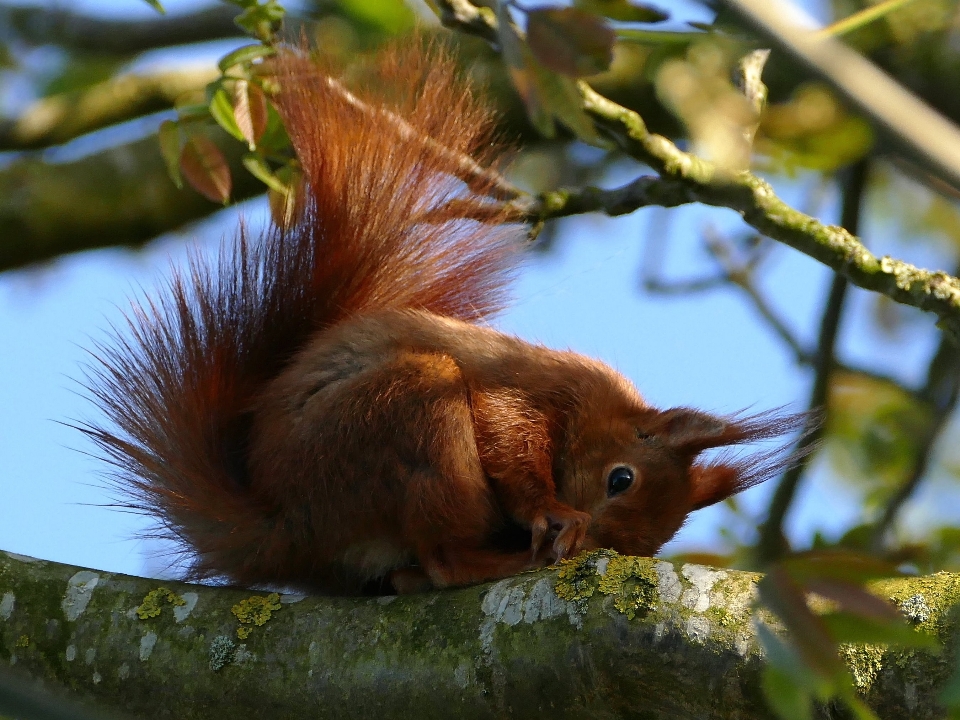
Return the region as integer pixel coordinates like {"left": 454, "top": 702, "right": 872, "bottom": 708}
{"left": 2, "top": 0, "right": 958, "bottom": 578}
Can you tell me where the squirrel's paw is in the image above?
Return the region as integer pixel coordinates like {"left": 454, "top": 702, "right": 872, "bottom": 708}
{"left": 530, "top": 505, "right": 591, "bottom": 562}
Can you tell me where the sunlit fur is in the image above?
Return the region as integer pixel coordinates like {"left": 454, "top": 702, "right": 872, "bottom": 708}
{"left": 82, "top": 43, "right": 806, "bottom": 595}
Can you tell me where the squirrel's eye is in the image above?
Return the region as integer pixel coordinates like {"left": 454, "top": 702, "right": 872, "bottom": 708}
{"left": 607, "top": 466, "right": 634, "bottom": 497}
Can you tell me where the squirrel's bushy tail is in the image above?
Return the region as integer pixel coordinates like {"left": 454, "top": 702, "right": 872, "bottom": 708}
{"left": 82, "top": 42, "right": 524, "bottom": 584}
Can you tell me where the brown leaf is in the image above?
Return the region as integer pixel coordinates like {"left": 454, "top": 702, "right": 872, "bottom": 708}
{"left": 804, "top": 579, "right": 901, "bottom": 621}
{"left": 782, "top": 550, "right": 900, "bottom": 585}
{"left": 233, "top": 80, "right": 269, "bottom": 148}
{"left": 759, "top": 567, "right": 847, "bottom": 682}
{"left": 179, "top": 134, "right": 231, "bottom": 203}
{"left": 527, "top": 7, "right": 615, "bottom": 77}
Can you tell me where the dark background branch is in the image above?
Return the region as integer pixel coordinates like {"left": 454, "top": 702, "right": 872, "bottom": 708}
{"left": 756, "top": 157, "right": 870, "bottom": 563}
{"left": 1, "top": 3, "right": 242, "bottom": 55}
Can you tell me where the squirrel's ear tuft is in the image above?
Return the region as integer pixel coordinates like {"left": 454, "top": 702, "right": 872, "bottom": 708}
{"left": 657, "top": 408, "right": 728, "bottom": 453}
{"left": 658, "top": 407, "right": 810, "bottom": 456}
{"left": 689, "top": 464, "right": 741, "bottom": 510}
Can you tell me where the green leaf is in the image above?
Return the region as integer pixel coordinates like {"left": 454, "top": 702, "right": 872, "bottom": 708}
{"left": 533, "top": 68, "right": 601, "bottom": 143}
{"left": 253, "top": 102, "right": 292, "bottom": 155}
{"left": 842, "top": 695, "right": 881, "bottom": 720}
{"left": 233, "top": 80, "right": 269, "bottom": 149}
{"left": 158, "top": 119, "right": 183, "bottom": 189}
{"left": 235, "top": 0, "right": 286, "bottom": 43}
{"left": 574, "top": 0, "right": 668, "bottom": 23}
{"left": 498, "top": 5, "right": 555, "bottom": 137}
{"left": 781, "top": 550, "right": 901, "bottom": 585}
{"left": 496, "top": 4, "right": 600, "bottom": 143}
{"left": 141, "top": 0, "right": 166, "bottom": 14}
{"left": 759, "top": 568, "right": 848, "bottom": 682}
{"left": 761, "top": 665, "right": 813, "bottom": 720}
{"left": 804, "top": 578, "right": 901, "bottom": 620}
{"left": 209, "top": 87, "right": 246, "bottom": 143}
{"left": 242, "top": 154, "right": 288, "bottom": 194}
{"left": 218, "top": 44, "right": 276, "bottom": 73}
{"left": 527, "top": 8, "right": 615, "bottom": 77}
{"left": 940, "top": 657, "right": 960, "bottom": 708}
{"left": 338, "top": 0, "right": 415, "bottom": 34}
{"left": 820, "top": 611, "right": 938, "bottom": 648}
{"left": 176, "top": 103, "right": 212, "bottom": 122}
{"left": 180, "top": 134, "right": 232, "bottom": 204}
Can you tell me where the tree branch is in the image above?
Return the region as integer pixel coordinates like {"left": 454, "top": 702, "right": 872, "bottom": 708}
{"left": 0, "top": 3, "right": 242, "bottom": 56}
{"left": 0, "top": 68, "right": 218, "bottom": 151}
{"left": 0, "top": 130, "right": 264, "bottom": 272}
{"left": 1, "top": 549, "right": 956, "bottom": 719}
{"left": 757, "top": 159, "right": 870, "bottom": 562}
{"left": 718, "top": 0, "right": 960, "bottom": 197}
{"left": 434, "top": 0, "right": 960, "bottom": 342}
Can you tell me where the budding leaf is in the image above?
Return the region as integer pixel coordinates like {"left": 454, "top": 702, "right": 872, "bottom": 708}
{"left": 158, "top": 119, "right": 182, "bottom": 188}
{"left": 180, "top": 134, "right": 232, "bottom": 204}
{"left": 209, "top": 87, "right": 246, "bottom": 143}
{"left": 218, "top": 44, "right": 276, "bottom": 73}
{"left": 527, "top": 8, "right": 615, "bottom": 77}
{"left": 233, "top": 80, "right": 269, "bottom": 149}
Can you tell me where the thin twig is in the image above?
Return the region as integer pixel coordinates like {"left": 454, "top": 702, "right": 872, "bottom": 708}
{"left": 756, "top": 158, "right": 870, "bottom": 563}
{"left": 438, "top": 0, "right": 960, "bottom": 341}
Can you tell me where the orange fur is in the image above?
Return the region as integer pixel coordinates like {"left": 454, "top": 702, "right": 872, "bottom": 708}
{"left": 83, "top": 43, "right": 806, "bottom": 595}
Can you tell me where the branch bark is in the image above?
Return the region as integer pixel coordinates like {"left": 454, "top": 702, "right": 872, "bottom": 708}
{"left": 0, "top": 130, "right": 264, "bottom": 272}
{"left": 0, "top": 68, "right": 219, "bottom": 151}
{"left": 0, "top": 549, "right": 956, "bottom": 720}
{"left": 1, "top": 3, "right": 242, "bottom": 55}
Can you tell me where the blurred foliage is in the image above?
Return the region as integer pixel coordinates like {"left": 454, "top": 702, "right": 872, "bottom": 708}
{"left": 827, "top": 371, "right": 934, "bottom": 504}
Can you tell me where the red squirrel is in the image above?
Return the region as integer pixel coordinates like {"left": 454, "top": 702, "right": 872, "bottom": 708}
{"left": 83, "top": 43, "right": 804, "bottom": 595}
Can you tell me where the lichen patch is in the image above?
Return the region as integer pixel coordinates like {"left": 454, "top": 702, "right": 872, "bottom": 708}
{"left": 840, "top": 643, "right": 885, "bottom": 691}
{"left": 136, "top": 588, "right": 186, "bottom": 620}
{"left": 209, "top": 635, "right": 236, "bottom": 671}
{"left": 872, "top": 572, "right": 960, "bottom": 635}
{"left": 656, "top": 563, "right": 682, "bottom": 604}
{"left": 680, "top": 564, "right": 727, "bottom": 612}
{"left": 139, "top": 631, "right": 158, "bottom": 661}
{"left": 62, "top": 571, "right": 99, "bottom": 622}
{"left": 172, "top": 592, "right": 198, "bottom": 623}
{"left": 0, "top": 592, "right": 14, "bottom": 620}
{"left": 232, "top": 592, "right": 281, "bottom": 639}
{"left": 685, "top": 616, "right": 712, "bottom": 643}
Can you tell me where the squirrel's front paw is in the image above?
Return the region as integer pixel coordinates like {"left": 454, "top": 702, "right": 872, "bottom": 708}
{"left": 530, "top": 505, "right": 591, "bottom": 562}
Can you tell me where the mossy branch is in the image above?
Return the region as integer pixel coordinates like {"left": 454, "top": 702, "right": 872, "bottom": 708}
{"left": 0, "top": 130, "right": 264, "bottom": 273}
{"left": 1, "top": 549, "right": 957, "bottom": 720}
{"left": 555, "top": 85, "right": 960, "bottom": 340}
{"left": 434, "top": 0, "right": 960, "bottom": 342}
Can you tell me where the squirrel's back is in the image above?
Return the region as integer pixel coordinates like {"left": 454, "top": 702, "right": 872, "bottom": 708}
{"left": 82, "top": 42, "right": 525, "bottom": 586}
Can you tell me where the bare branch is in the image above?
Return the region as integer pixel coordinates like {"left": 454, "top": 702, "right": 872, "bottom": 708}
{"left": 1, "top": 3, "right": 242, "bottom": 55}
{"left": 0, "top": 67, "right": 218, "bottom": 151}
